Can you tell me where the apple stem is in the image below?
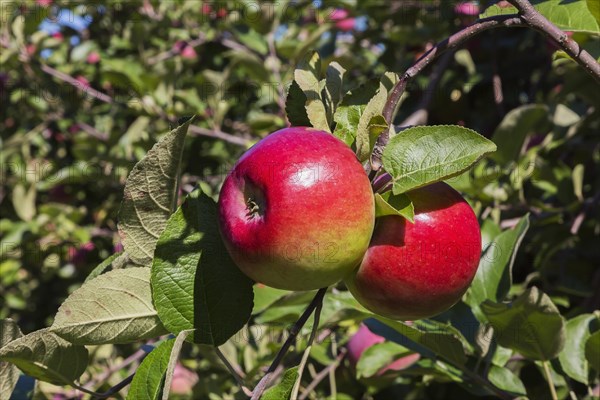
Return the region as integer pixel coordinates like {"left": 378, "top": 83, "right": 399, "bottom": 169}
{"left": 250, "top": 287, "right": 327, "bottom": 400}
{"left": 246, "top": 198, "right": 261, "bottom": 219}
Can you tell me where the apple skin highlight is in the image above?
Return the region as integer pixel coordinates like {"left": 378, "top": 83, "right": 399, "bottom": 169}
{"left": 218, "top": 127, "right": 375, "bottom": 291}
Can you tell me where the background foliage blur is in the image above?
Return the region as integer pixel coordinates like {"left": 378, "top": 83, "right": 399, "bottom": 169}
{"left": 1, "top": 0, "right": 599, "bottom": 398}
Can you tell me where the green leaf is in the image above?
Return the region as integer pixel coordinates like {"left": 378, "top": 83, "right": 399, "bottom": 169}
{"left": 255, "top": 291, "right": 316, "bottom": 325}
{"left": 333, "top": 104, "right": 364, "bottom": 147}
{"left": 587, "top": 0, "right": 600, "bottom": 23}
{"left": 0, "top": 329, "right": 88, "bottom": 386}
{"left": 585, "top": 330, "right": 600, "bottom": 373}
{"left": 487, "top": 365, "right": 527, "bottom": 396}
{"left": 127, "top": 339, "right": 175, "bottom": 400}
{"left": 356, "top": 73, "right": 398, "bottom": 162}
{"left": 262, "top": 367, "right": 299, "bottom": 400}
{"left": 118, "top": 116, "right": 195, "bottom": 265}
{"left": 374, "top": 192, "right": 415, "bottom": 222}
{"left": 481, "top": 287, "right": 566, "bottom": 361}
{"left": 306, "top": 96, "right": 330, "bottom": 132}
{"left": 294, "top": 51, "right": 329, "bottom": 132}
{"left": 559, "top": 314, "right": 599, "bottom": 384}
{"left": 356, "top": 341, "right": 412, "bottom": 378}
{"left": 319, "top": 290, "right": 370, "bottom": 327}
{"left": 465, "top": 215, "right": 530, "bottom": 311}
{"left": 481, "top": 0, "right": 600, "bottom": 34}
{"left": 491, "top": 104, "right": 549, "bottom": 165}
{"left": 51, "top": 268, "right": 167, "bottom": 344}
{"left": 84, "top": 252, "right": 131, "bottom": 283}
{"left": 0, "top": 319, "right": 23, "bottom": 399}
{"left": 332, "top": 79, "right": 379, "bottom": 146}
{"left": 572, "top": 164, "right": 584, "bottom": 202}
{"left": 382, "top": 125, "right": 497, "bottom": 194}
{"left": 285, "top": 81, "right": 311, "bottom": 126}
{"left": 372, "top": 317, "right": 468, "bottom": 366}
{"left": 11, "top": 184, "right": 36, "bottom": 222}
{"left": 151, "top": 188, "right": 254, "bottom": 346}
{"left": 252, "top": 285, "right": 290, "bottom": 315}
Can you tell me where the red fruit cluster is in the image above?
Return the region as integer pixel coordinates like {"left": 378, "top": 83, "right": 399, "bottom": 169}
{"left": 218, "top": 127, "right": 482, "bottom": 320}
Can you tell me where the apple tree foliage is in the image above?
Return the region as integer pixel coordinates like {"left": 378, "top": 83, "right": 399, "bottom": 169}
{"left": 1, "top": 1, "right": 600, "bottom": 399}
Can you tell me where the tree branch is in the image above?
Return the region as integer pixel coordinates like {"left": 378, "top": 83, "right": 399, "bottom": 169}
{"left": 370, "top": 14, "right": 526, "bottom": 172}
{"left": 507, "top": 0, "right": 600, "bottom": 83}
{"left": 298, "top": 348, "right": 347, "bottom": 400}
{"left": 188, "top": 125, "right": 252, "bottom": 147}
{"left": 290, "top": 296, "right": 323, "bottom": 400}
{"left": 250, "top": 288, "right": 327, "bottom": 400}
{"left": 40, "top": 64, "right": 114, "bottom": 104}
{"left": 371, "top": 0, "right": 600, "bottom": 173}
{"left": 216, "top": 347, "right": 252, "bottom": 397}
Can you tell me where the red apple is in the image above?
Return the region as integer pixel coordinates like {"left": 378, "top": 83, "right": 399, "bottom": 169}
{"left": 218, "top": 127, "right": 375, "bottom": 291}
{"left": 345, "top": 182, "right": 481, "bottom": 320}
{"left": 347, "top": 323, "right": 420, "bottom": 374}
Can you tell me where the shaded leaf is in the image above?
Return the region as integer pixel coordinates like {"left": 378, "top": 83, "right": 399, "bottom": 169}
{"left": 51, "top": 268, "right": 167, "bottom": 344}
{"left": 374, "top": 192, "right": 415, "bottom": 221}
{"left": 151, "top": 188, "right": 253, "bottom": 346}
{"left": 559, "top": 314, "right": 598, "bottom": 384}
{"left": 0, "top": 319, "right": 23, "bottom": 400}
{"left": 585, "top": 330, "right": 600, "bottom": 373}
{"left": 324, "top": 61, "right": 346, "bottom": 120}
{"left": 383, "top": 125, "right": 496, "bottom": 194}
{"left": 285, "top": 81, "right": 311, "bottom": 127}
{"left": 118, "top": 117, "right": 195, "bottom": 264}
{"left": 487, "top": 365, "right": 527, "bottom": 396}
{"left": 0, "top": 329, "right": 88, "bottom": 386}
{"left": 481, "top": 287, "right": 565, "bottom": 360}
{"left": 367, "top": 317, "right": 468, "bottom": 366}
{"left": 491, "top": 104, "right": 549, "bottom": 165}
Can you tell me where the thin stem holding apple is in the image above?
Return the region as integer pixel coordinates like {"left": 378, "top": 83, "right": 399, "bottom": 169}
{"left": 250, "top": 288, "right": 327, "bottom": 399}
